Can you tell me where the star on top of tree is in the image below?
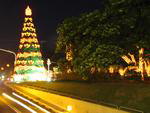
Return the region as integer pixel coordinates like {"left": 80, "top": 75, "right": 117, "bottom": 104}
{"left": 25, "top": 6, "right": 32, "bottom": 16}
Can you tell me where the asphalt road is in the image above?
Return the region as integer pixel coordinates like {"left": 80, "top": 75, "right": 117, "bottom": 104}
{"left": 0, "top": 81, "right": 52, "bottom": 113}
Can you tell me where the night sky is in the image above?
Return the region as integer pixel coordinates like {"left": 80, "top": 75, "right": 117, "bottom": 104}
{"left": 0, "top": 0, "right": 101, "bottom": 69}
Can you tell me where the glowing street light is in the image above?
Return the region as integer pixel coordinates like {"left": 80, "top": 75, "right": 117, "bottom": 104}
{"left": 6, "top": 64, "right": 10, "bottom": 67}
{"left": 67, "top": 105, "right": 73, "bottom": 112}
{"left": 1, "top": 67, "right": 4, "bottom": 71}
{"left": 47, "top": 58, "right": 51, "bottom": 74}
{"left": 47, "top": 58, "right": 52, "bottom": 81}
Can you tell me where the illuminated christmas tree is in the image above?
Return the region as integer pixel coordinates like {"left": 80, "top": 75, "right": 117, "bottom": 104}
{"left": 13, "top": 6, "right": 46, "bottom": 82}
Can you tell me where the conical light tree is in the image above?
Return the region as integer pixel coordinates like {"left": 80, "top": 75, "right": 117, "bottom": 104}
{"left": 13, "top": 6, "right": 46, "bottom": 82}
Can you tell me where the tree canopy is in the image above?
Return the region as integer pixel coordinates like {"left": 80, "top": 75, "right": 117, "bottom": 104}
{"left": 55, "top": 0, "right": 150, "bottom": 77}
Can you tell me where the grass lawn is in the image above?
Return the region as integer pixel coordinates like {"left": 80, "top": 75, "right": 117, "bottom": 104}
{"left": 18, "top": 81, "right": 150, "bottom": 113}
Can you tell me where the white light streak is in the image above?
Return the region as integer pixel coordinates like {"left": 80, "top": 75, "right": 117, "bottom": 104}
{"left": 0, "top": 96, "right": 21, "bottom": 113}
{"left": 2, "top": 93, "right": 37, "bottom": 113}
{"left": 12, "top": 92, "right": 50, "bottom": 113}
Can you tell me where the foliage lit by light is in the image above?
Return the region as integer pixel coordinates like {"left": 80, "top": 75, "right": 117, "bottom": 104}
{"left": 121, "top": 48, "right": 150, "bottom": 79}
{"left": 66, "top": 44, "right": 73, "bottom": 61}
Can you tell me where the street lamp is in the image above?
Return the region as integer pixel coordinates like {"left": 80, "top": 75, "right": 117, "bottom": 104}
{"left": 47, "top": 58, "right": 51, "bottom": 81}
{"left": 6, "top": 64, "right": 10, "bottom": 67}
{"left": 0, "top": 48, "right": 16, "bottom": 65}
{"left": 47, "top": 58, "right": 51, "bottom": 74}
{"left": 1, "top": 67, "right": 4, "bottom": 71}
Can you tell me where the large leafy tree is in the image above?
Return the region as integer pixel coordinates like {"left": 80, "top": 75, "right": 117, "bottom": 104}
{"left": 56, "top": 0, "right": 150, "bottom": 78}
{"left": 108, "top": 0, "right": 150, "bottom": 80}
{"left": 56, "top": 10, "right": 124, "bottom": 77}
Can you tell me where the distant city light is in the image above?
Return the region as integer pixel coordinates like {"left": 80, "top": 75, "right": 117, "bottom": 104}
{"left": 6, "top": 64, "right": 10, "bottom": 67}
{"left": 1, "top": 67, "right": 4, "bottom": 71}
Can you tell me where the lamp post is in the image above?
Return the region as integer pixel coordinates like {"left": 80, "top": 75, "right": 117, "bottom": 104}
{"left": 47, "top": 58, "right": 51, "bottom": 81}
{"left": 47, "top": 59, "right": 51, "bottom": 74}
{"left": 0, "top": 48, "right": 16, "bottom": 65}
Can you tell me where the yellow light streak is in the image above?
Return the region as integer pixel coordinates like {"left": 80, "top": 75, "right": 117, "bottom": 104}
{"left": 122, "top": 55, "right": 132, "bottom": 64}
{"left": 128, "top": 53, "right": 137, "bottom": 64}
{"left": 2, "top": 93, "right": 37, "bottom": 113}
{"left": 12, "top": 92, "right": 50, "bottom": 113}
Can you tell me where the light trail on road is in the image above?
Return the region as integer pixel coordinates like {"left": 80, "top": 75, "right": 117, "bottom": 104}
{"left": 12, "top": 92, "right": 50, "bottom": 113}
{"left": 0, "top": 96, "right": 21, "bottom": 113}
{"left": 2, "top": 93, "right": 37, "bottom": 113}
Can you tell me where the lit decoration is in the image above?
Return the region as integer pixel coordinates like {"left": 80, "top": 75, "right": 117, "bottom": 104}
{"left": 121, "top": 48, "right": 150, "bottom": 80}
{"left": 122, "top": 55, "right": 132, "bottom": 64}
{"left": 139, "top": 48, "right": 144, "bottom": 80}
{"left": 128, "top": 53, "right": 136, "bottom": 65}
{"left": 66, "top": 44, "right": 73, "bottom": 73}
{"left": 109, "top": 66, "right": 114, "bottom": 74}
{"left": 67, "top": 105, "right": 73, "bottom": 112}
{"left": 142, "top": 49, "right": 150, "bottom": 77}
{"left": 13, "top": 6, "right": 48, "bottom": 82}
{"left": 25, "top": 6, "right": 32, "bottom": 16}
{"left": 144, "top": 60, "right": 150, "bottom": 76}
{"left": 91, "top": 67, "right": 96, "bottom": 73}
{"left": 66, "top": 44, "right": 73, "bottom": 61}
{"left": 118, "top": 67, "right": 127, "bottom": 76}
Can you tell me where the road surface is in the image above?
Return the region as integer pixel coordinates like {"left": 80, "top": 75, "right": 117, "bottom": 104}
{"left": 0, "top": 81, "right": 52, "bottom": 113}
